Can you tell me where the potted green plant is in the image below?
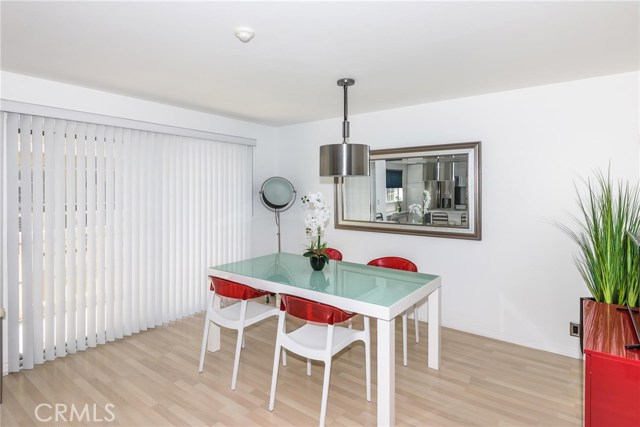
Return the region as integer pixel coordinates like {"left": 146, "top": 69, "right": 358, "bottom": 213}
{"left": 557, "top": 170, "right": 640, "bottom": 351}
{"left": 559, "top": 170, "right": 640, "bottom": 426}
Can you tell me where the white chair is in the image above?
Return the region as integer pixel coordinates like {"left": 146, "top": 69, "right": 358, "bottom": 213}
{"left": 198, "top": 277, "right": 279, "bottom": 390}
{"left": 269, "top": 294, "right": 371, "bottom": 427}
{"left": 368, "top": 256, "right": 419, "bottom": 367}
{"left": 431, "top": 211, "right": 449, "bottom": 225}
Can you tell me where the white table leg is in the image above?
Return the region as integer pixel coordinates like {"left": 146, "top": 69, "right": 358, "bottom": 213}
{"left": 377, "top": 318, "right": 395, "bottom": 426}
{"left": 206, "top": 293, "right": 221, "bottom": 352}
{"left": 427, "top": 287, "right": 441, "bottom": 370}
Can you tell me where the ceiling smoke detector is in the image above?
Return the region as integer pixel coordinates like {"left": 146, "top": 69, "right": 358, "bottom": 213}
{"left": 234, "top": 27, "right": 255, "bottom": 43}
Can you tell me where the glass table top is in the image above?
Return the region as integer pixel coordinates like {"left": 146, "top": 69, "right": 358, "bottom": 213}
{"left": 210, "top": 252, "right": 439, "bottom": 308}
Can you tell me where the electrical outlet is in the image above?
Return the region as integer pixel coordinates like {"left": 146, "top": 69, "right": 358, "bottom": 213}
{"left": 570, "top": 322, "right": 580, "bottom": 337}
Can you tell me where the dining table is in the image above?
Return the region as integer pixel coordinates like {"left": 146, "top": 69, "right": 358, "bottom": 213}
{"left": 206, "top": 252, "right": 441, "bottom": 426}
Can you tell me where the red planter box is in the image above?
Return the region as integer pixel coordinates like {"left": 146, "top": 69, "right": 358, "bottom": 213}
{"left": 582, "top": 300, "right": 640, "bottom": 427}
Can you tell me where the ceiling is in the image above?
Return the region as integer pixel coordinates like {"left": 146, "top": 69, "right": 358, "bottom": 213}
{"left": 1, "top": 1, "right": 638, "bottom": 126}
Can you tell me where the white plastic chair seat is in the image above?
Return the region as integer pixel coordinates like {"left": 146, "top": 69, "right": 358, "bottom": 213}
{"left": 199, "top": 279, "right": 279, "bottom": 391}
{"left": 269, "top": 295, "right": 371, "bottom": 427}
{"left": 283, "top": 323, "right": 367, "bottom": 361}
{"left": 211, "top": 299, "right": 278, "bottom": 328}
{"left": 367, "top": 257, "right": 421, "bottom": 367}
{"left": 401, "top": 302, "right": 424, "bottom": 366}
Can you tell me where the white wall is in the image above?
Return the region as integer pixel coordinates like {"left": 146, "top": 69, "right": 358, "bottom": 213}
{"left": 274, "top": 72, "right": 640, "bottom": 358}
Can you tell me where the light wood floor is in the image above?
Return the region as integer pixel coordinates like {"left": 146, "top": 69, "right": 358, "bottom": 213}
{"left": 0, "top": 313, "right": 583, "bottom": 426}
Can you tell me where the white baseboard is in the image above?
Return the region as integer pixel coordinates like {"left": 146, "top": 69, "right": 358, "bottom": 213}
{"left": 411, "top": 310, "right": 582, "bottom": 360}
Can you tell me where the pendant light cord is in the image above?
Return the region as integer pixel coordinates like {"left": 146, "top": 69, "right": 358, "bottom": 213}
{"left": 342, "top": 84, "right": 350, "bottom": 143}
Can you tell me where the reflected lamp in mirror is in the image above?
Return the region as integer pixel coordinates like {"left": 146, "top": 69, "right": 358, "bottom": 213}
{"left": 335, "top": 142, "right": 481, "bottom": 240}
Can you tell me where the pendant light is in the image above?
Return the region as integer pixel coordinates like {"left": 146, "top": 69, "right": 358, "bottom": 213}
{"left": 319, "top": 78, "right": 370, "bottom": 176}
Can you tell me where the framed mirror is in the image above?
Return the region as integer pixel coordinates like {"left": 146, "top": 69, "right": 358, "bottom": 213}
{"left": 335, "top": 141, "right": 481, "bottom": 240}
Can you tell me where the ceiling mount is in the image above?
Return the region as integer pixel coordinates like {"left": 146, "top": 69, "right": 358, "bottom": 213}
{"left": 337, "top": 78, "right": 355, "bottom": 87}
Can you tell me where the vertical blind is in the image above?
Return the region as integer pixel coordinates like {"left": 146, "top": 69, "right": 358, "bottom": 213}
{"left": 1, "top": 112, "right": 252, "bottom": 371}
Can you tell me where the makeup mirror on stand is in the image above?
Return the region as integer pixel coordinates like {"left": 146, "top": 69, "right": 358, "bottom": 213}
{"left": 260, "top": 177, "right": 297, "bottom": 252}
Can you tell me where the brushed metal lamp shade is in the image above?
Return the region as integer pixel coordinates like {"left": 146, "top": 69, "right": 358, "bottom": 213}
{"left": 319, "top": 143, "right": 369, "bottom": 176}
{"left": 319, "top": 78, "right": 370, "bottom": 177}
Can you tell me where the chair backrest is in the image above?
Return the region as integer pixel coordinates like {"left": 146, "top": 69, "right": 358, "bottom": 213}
{"left": 280, "top": 294, "right": 355, "bottom": 325}
{"left": 209, "top": 277, "right": 270, "bottom": 300}
{"left": 431, "top": 212, "right": 448, "bottom": 225}
{"left": 324, "top": 248, "right": 343, "bottom": 261}
{"left": 367, "top": 257, "right": 418, "bottom": 272}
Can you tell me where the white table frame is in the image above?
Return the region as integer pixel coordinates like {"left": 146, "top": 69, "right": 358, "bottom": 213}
{"left": 207, "top": 257, "right": 441, "bottom": 426}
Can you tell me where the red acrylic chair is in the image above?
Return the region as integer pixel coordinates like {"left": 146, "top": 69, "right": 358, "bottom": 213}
{"left": 277, "top": 248, "right": 341, "bottom": 319}
{"left": 367, "top": 256, "right": 419, "bottom": 367}
{"left": 269, "top": 294, "right": 371, "bottom": 426}
{"left": 199, "top": 277, "right": 279, "bottom": 390}
{"left": 324, "top": 247, "right": 343, "bottom": 261}
{"left": 284, "top": 244, "right": 341, "bottom": 376}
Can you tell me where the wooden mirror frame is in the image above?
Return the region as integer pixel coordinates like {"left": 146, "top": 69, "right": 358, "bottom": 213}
{"left": 334, "top": 141, "right": 482, "bottom": 240}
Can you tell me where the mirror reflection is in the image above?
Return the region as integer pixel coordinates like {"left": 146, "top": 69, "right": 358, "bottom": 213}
{"left": 336, "top": 142, "right": 481, "bottom": 240}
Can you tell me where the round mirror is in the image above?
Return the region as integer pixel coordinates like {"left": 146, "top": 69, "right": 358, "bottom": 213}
{"left": 259, "top": 177, "right": 297, "bottom": 252}
{"left": 260, "top": 177, "right": 296, "bottom": 211}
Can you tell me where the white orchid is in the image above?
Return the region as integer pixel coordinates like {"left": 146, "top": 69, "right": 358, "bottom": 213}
{"left": 409, "top": 203, "right": 423, "bottom": 223}
{"left": 423, "top": 190, "right": 431, "bottom": 214}
{"left": 301, "top": 192, "right": 331, "bottom": 261}
{"left": 409, "top": 190, "right": 432, "bottom": 224}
